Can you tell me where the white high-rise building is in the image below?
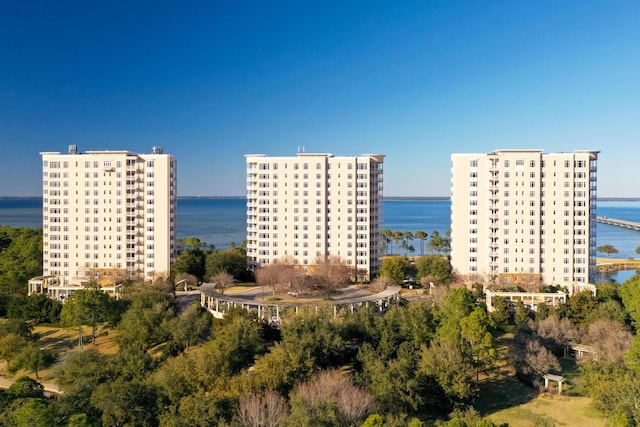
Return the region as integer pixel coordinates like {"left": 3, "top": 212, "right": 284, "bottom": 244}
{"left": 451, "top": 149, "right": 599, "bottom": 289}
{"left": 245, "top": 152, "right": 385, "bottom": 280}
{"left": 40, "top": 145, "right": 178, "bottom": 286}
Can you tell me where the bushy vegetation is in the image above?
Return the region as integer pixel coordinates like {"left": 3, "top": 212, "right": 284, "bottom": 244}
{"left": 0, "top": 226, "right": 43, "bottom": 315}
{"left": 0, "top": 227, "right": 639, "bottom": 425}
{"left": 0, "top": 283, "right": 514, "bottom": 426}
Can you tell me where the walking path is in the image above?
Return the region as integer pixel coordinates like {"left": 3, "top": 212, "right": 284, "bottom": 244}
{"left": 0, "top": 374, "right": 62, "bottom": 395}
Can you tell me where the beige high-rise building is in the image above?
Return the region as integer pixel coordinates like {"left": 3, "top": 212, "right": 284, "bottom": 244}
{"left": 40, "top": 145, "right": 178, "bottom": 287}
{"left": 245, "top": 152, "right": 384, "bottom": 280}
{"left": 451, "top": 149, "right": 599, "bottom": 289}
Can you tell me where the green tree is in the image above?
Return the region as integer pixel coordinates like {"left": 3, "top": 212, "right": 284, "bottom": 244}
{"left": 60, "top": 288, "right": 116, "bottom": 348}
{"left": 580, "top": 361, "right": 640, "bottom": 424}
{"left": 55, "top": 349, "right": 114, "bottom": 423}
{"left": 178, "top": 236, "right": 209, "bottom": 250}
{"left": 66, "top": 413, "right": 98, "bottom": 427}
{"left": 0, "top": 226, "right": 43, "bottom": 301}
{"left": 115, "top": 287, "right": 176, "bottom": 349}
{"left": 489, "top": 296, "right": 511, "bottom": 330}
{"left": 535, "top": 301, "right": 549, "bottom": 321}
{"left": 280, "top": 310, "right": 343, "bottom": 370}
{"left": 4, "top": 376, "right": 45, "bottom": 399}
{"left": 620, "top": 275, "right": 640, "bottom": 328}
{"left": 415, "top": 255, "right": 453, "bottom": 285}
{"left": 0, "top": 333, "right": 32, "bottom": 374}
{"left": 0, "top": 317, "right": 33, "bottom": 338}
{"left": 419, "top": 338, "right": 477, "bottom": 408}
{"left": 90, "top": 379, "right": 158, "bottom": 427}
{"left": 172, "top": 248, "right": 207, "bottom": 282}
{"left": 513, "top": 300, "right": 530, "bottom": 328}
{"left": 7, "top": 293, "right": 62, "bottom": 324}
{"left": 206, "top": 248, "right": 248, "bottom": 281}
{"left": 16, "top": 343, "right": 56, "bottom": 379}
{"left": 380, "top": 256, "right": 411, "bottom": 284}
{"left": 170, "top": 303, "right": 213, "bottom": 351}
{"left": 625, "top": 334, "right": 640, "bottom": 374}
{"left": 11, "top": 398, "right": 55, "bottom": 427}
{"left": 460, "top": 308, "right": 496, "bottom": 381}
{"left": 436, "top": 288, "right": 477, "bottom": 342}
{"left": 564, "top": 290, "right": 599, "bottom": 328}
{"left": 597, "top": 244, "right": 619, "bottom": 258}
{"left": 357, "top": 341, "right": 423, "bottom": 413}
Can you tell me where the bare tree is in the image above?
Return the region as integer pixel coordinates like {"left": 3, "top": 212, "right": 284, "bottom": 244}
{"left": 313, "top": 255, "right": 349, "bottom": 296}
{"left": 235, "top": 391, "right": 288, "bottom": 427}
{"left": 255, "top": 256, "right": 300, "bottom": 296}
{"left": 583, "top": 318, "right": 632, "bottom": 364}
{"left": 175, "top": 272, "right": 198, "bottom": 291}
{"left": 209, "top": 270, "right": 234, "bottom": 294}
{"left": 289, "top": 370, "right": 375, "bottom": 426}
{"left": 532, "top": 315, "right": 578, "bottom": 353}
{"left": 510, "top": 334, "right": 560, "bottom": 378}
{"left": 371, "top": 275, "right": 394, "bottom": 292}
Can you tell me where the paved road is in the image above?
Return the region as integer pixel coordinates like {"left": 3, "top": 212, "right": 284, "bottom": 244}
{"left": 0, "top": 375, "right": 61, "bottom": 395}
{"left": 175, "top": 290, "right": 201, "bottom": 310}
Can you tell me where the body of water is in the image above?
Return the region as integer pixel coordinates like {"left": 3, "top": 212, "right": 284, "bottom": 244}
{"left": 1, "top": 198, "right": 639, "bottom": 283}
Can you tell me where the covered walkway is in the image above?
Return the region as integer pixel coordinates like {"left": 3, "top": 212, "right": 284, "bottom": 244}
{"left": 200, "top": 285, "right": 402, "bottom": 324}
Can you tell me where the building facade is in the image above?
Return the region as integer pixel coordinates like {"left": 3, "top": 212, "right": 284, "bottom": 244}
{"left": 40, "top": 146, "right": 177, "bottom": 289}
{"left": 451, "top": 149, "right": 599, "bottom": 289}
{"left": 245, "top": 152, "right": 385, "bottom": 280}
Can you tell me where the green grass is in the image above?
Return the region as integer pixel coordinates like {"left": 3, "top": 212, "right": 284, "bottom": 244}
{"left": 474, "top": 334, "right": 607, "bottom": 427}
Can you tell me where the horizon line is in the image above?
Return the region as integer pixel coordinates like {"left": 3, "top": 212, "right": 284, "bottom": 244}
{"left": 3, "top": 195, "right": 640, "bottom": 201}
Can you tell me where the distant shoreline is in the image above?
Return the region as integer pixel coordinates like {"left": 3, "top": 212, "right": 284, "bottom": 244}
{"left": 2, "top": 196, "right": 639, "bottom": 202}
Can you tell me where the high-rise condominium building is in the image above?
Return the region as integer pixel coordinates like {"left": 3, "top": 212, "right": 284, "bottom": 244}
{"left": 451, "top": 149, "right": 599, "bottom": 289}
{"left": 245, "top": 152, "right": 385, "bottom": 280}
{"left": 40, "top": 145, "right": 178, "bottom": 286}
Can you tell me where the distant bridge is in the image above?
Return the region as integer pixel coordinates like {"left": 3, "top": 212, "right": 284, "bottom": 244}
{"left": 596, "top": 216, "right": 640, "bottom": 231}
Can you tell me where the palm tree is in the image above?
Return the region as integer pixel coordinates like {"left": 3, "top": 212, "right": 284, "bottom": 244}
{"left": 382, "top": 229, "right": 393, "bottom": 254}
{"left": 428, "top": 230, "right": 443, "bottom": 254}
{"left": 402, "top": 231, "right": 415, "bottom": 256}
{"left": 415, "top": 231, "right": 428, "bottom": 256}
{"left": 392, "top": 231, "right": 404, "bottom": 255}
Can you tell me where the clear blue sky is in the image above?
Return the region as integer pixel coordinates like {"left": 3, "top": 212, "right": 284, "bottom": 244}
{"left": 1, "top": 1, "right": 639, "bottom": 197}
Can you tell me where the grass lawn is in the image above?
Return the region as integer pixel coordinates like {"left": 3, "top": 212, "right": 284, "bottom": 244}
{"left": 485, "top": 395, "right": 605, "bottom": 427}
{"left": 23, "top": 324, "right": 120, "bottom": 382}
{"left": 474, "top": 334, "right": 607, "bottom": 427}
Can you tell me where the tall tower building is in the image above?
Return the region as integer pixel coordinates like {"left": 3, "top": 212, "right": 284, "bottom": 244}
{"left": 40, "top": 146, "right": 178, "bottom": 286}
{"left": 245, "top": 152, "right": 385, "bottom": 280}
{"left": 451, "top": 149, "right": 598, "bottom": 289}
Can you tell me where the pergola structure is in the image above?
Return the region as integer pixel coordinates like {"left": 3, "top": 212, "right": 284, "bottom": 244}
{"left": 28, "top": 275, "right": 123, "bottom": 300}
{"left": 200, "top": 285, "right": 402, "bottom": 324}
{"left": 485, "top": 290, "right": 568, "bottom": 312}
{"left": 543, "top": 374, "right": 565, "bottom": 394}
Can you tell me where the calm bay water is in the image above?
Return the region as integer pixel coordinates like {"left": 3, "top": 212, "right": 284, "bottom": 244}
{"left": 1, "top": 198, "right": 639, "bottom": 282}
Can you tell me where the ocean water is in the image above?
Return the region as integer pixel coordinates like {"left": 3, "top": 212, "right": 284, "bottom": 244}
{"left": 1, "top": 198, "right": 639, "bottom": 282}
